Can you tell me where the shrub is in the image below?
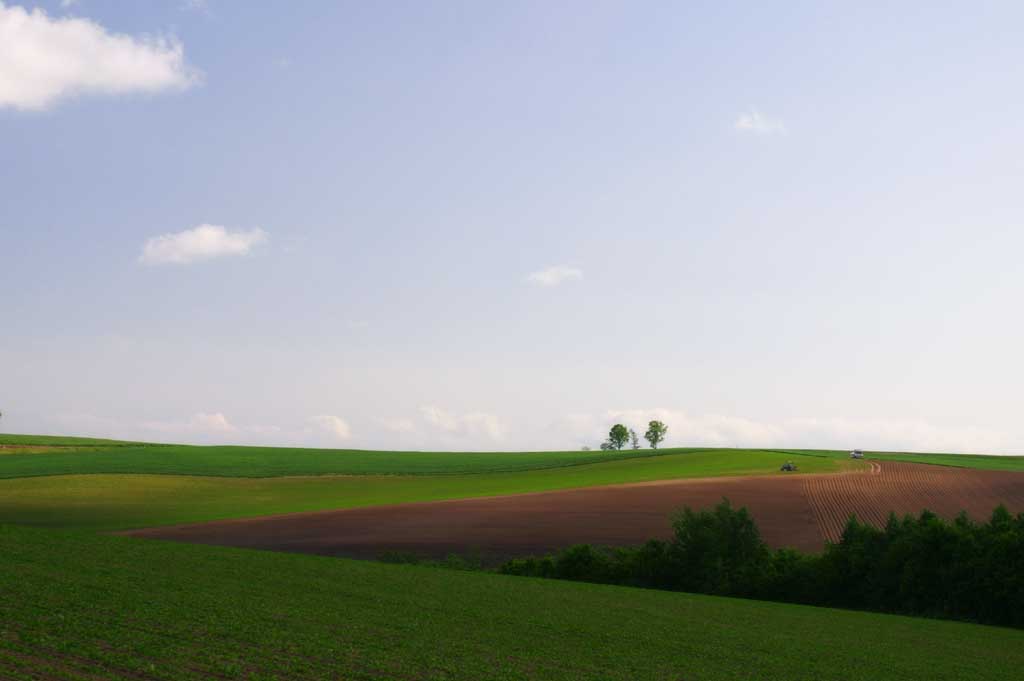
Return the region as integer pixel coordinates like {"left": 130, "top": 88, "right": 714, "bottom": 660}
{"left": 495, "top": 501, "right": 1024, "bottom": 629}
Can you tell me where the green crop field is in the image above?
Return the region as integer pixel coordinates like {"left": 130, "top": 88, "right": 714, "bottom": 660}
{"left": 0, "top": 434, "right": 144, "bottom": 448}
{"left": 773, "top": 447, "right": 1024, "bottom": 471}
{"left": 2, "top": 434, "right": 1023, "bottom": 679}
{"left": 4, "top": 431, "right": 1023, "bottom": 533}
{"left": 2, "top": 524, "right": 1021, "bottom": 681}
{"left": 0, "top": 435, "right": 826, "bottom": 478}
{"left": 5, "top": 434, "right": 1022, "bottom": 479}
{"left": 0, "top": 449, "right": 848, "bottom": 531}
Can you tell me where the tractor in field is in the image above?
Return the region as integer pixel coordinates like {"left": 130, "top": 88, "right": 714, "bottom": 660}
{"left": 780, "top": 461, "right": 798, "bottom": 472}
{"left": 850, "top": 449, "right": 864, "bottom": 459}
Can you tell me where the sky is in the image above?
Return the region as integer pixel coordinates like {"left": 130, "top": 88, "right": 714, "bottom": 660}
{"left": 3, "top": 1, "right": 1024, "bottom": 453}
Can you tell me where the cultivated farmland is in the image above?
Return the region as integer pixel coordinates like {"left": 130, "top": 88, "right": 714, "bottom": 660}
{"left": 802, "top": 460, "right": 1024, "bottom": 541}
{"left": 3, "top": 433, "right": 1024, "bottom": 680}
{"left": 0, "top": 443, "right": 847, "bottom": 531}
{"left": 129, "top": 460, "right": 1024, "bottom": 560}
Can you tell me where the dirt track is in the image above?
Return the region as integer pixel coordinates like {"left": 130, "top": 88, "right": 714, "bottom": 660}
{"left": 129, "top": 462, "right": 1024, "bottom": 562}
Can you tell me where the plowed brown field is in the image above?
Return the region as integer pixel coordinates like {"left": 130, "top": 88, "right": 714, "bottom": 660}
{"left": 804, "top": 461, "right": 1024, "bottom": 542}
{"left": 129, "top": 462, "right": 1024, "bottom": 562}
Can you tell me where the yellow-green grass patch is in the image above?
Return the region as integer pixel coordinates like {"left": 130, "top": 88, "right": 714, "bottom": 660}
{"left": 0, "top": 450, "right": 851, "bottom": 531}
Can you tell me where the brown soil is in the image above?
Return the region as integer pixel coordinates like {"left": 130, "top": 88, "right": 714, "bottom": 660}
{"left": 127, "top": 462, "right": 1024, "bottom": 563}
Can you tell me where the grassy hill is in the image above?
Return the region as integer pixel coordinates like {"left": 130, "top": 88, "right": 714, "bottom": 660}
{"left": 0, "top": 433, "right": 144, "bottom": 448}
{"left": 0, "top": 449, "right": 846, "bottom": 531}
{"left": 5, "top": 434, "right": 1022, "bottom": 477}
{"left": 2, "top": 435, "right": 1023, "bottom": 678}
{"left": 2, "top": 523, "right": 1021, "bottom": 681}
{"left": 4, "top": 432, "right": 1023, "bottom": 531}
{"left": 772, "top": 448, "right": 1024, "bottom": 472}
{"left": 0, "top": 435, "right": 841, "bottom": 478}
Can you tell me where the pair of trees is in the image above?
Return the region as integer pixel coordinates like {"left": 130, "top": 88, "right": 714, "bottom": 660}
{"left": 599, "top": 421, "right": 667, "bottom": 451}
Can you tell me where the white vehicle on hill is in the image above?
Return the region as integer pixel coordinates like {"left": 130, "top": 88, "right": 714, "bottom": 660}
{"left": 850, "top": 449, "right": 864, "bottom": 459}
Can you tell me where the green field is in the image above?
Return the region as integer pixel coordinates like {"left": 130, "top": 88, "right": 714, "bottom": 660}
{"left": 0, "top": 444, "right": 751, "bottom": 478}
{"left": 0, "top": 433, "right": 143, "bottom": 447}
{"left": 2, "top": 434, "right": 1023, "bottom": 679}
{"left": 0, "top": 434, "right": 819, "bottom": 478}
{"left": 0, "top": 449, "right": 847, "bottom": 531}
{"left": 2, "top": 523, "right": 1021, "bottom": 681}
{"left": 770, "top": 447, "right": 1024, "bottom": 469}
{"left": 5, "top": 434, "right": 1022, "bottom": 479}
{"left": 4, "top": 432, "right": 1024, "bottom": 533}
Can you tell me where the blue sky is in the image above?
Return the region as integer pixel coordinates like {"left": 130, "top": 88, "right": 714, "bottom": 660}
{"left": 3, "top": 1, "right": 1024, "bottom": 453}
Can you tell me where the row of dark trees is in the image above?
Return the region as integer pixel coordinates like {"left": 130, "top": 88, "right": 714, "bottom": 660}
{"left": 499, "top": 499, "right": 1024, "bottom": 629}
{"left": 597, "top": 421, "right": 668, "bottom": 451}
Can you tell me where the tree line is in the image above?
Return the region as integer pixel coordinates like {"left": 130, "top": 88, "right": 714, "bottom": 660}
{"left": 498, "top": 500, "right": 1024, "bottom": 629}
{"left": 595, "top": 421, "right": 667, "bottom": 451}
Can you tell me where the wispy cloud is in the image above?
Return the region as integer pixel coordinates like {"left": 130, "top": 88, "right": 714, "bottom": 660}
{"left": 48, "top": 406, "right": 1015, "bottom": 454}
{"left": 554, "top": 408, "right": 1011, "bottom": 454}
{"left": 309, "top": 415, "right": 352, "bottom": 441}
{"left": 139, "top": 224, "right": 267, "bottom": 265}
{"left": 134, "top": 411, "right": 274, "bottom": 441}
{"left": 420, "top": 406, "right": 506, "bottom": 441}
{"left": 187, "top": 412, "right": 236, "bottom": 433}
{"left": 380, "top": 417, "right": 416, "bottom": 434}
{"left": 0, "top": 2, "right": 200, "bottom": 110}
{"left": 525, "top": 264, "right": 583, "bottom": 287}
{"left": 181, "top": 0, "right": 209, "bottom": 13}
{"left": 734, "top": 110, "right": 787, "bottom": 135}
{"left": 377, "top": 407, "right": 506, "bottom": 445}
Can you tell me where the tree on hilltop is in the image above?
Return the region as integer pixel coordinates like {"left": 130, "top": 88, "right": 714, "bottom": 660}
{"left": 607, "top": 424, "right": 629, "bottom": 451}
{"left": 644, "top": 420, "right": 667, "bottom": 449}
{"left": 629, "top": 428, "right": 641, "bottom": 450}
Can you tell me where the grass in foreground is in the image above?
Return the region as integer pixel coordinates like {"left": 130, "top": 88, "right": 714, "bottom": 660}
{"left": 1, "top": 524, "right": 1021, "bottom": 681}
{"left": 0, "top": 450, "right": 849, "bottom": 531}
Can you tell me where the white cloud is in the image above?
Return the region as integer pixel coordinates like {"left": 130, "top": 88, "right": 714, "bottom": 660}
{"left": 309, "top": 415, "right": 352, "bottom": 441}
{"left": 603, "top": 409, "right": 785, "bottom": 448}
{"left": 779, "top": 417, "right": 1009, "bottom": 455}
{"left": 373, "top": 408, "right": 506, "bottom": 448}
{"left": 562, "top": 408, "right": 1010, "bottom": 454}
{"left": 139, "top": 224, "right": 267, "bottom": 265}
{"left": 47, "top": 406, "right": 1016, "bottom": 454}
{"left": 525, "top": 265, "right": 583, "bottom": 287}
{"left": 135, "top": 412, "right": 238, "bottom": 436}
{"left": 181, "top": 0, "right": 208, "bottom": 13}
{"left": 420, "top": 405, "right": 459, "bottom": 432}
{"left": 188, "top": 412, "right": 236, "bottom": 433}
{"left": 419, "top": 406, "right": 506, "bottom": 442}
{"left": 380, "top": 417, "right": 416, "bottom": 434}
{"left": 734, "top": 110, "right": 787, "bottom": 135}
{"left": 51, "top": 410, "right": 294, "bottom": 446}
{"left": 0, "top": 2, "right": 199, "bottom": 110}
{"left": 59, "top": 0, "right": 77, "bottom": 8}
{"left": 98, "top": 411, "right": 276, "bottom": 444}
